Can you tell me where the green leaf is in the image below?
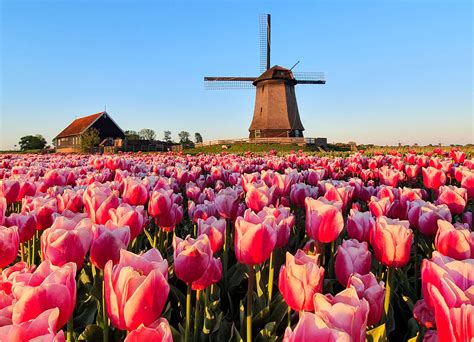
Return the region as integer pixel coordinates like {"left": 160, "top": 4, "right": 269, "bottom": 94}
{"left": 407, "top": 332, "right": 420, "bottom": 342}
{"left": 77, "top": 324, "right": 103, "bottom": 342}
{"left": 366, "top": 323, "right": 387, "bottom": 342}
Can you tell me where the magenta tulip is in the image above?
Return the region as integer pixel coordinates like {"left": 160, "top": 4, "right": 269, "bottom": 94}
{"left": 173, "top": 234, "right": 212, "bottom": 283}
{"left": 90, "top": 224, "right": 130, "bottom": 269}
{"left": 348, "top": 272, "right": 385, "bottom": 326}
{"left": 347, "top": 209, "right": 375, "bottom": 243}
{"left": 197, "top": 216, "right": 226, "bottom": 253}
{"left": 335, "top": 239, "right": 372, "bottom": 286}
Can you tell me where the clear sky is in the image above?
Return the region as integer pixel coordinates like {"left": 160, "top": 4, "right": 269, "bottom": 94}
{"left": 1, "top": 0, "right": 472, "bottom": 150}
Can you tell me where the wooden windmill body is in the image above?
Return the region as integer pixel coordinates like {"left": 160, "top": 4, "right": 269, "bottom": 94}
{"left": 205, "top": 14, "right": 325, "bottom": 140}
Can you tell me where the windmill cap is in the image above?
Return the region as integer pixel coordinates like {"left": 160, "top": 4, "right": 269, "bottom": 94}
{"left": 253, "top": 65, "right": 296, "bottom": 85}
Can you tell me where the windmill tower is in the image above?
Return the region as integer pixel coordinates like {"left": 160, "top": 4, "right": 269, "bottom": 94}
{"left": 204, "top": 14, "right": 325, "bottom": 139}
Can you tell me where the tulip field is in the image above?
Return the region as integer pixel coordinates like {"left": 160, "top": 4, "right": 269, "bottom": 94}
{"left": 0, "top": 149, "right": 473, "bottom": 342}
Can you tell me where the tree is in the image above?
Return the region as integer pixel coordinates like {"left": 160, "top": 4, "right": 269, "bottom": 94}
{"left": 124, "top": 130, "right": 140, "bottom": 140}
{"left": 139, "top": 128, "right": 156, "bottom": 141}
{"left": 178, "top": 131, "right": 194, "bottom": 148}
{"left": 81, "top": 128, "right": 100, "bottom": 152}
{"left": 19, "top": 134, "right": 47, "bottom": 151}
{"left": 163, "top": 131, "right": 172, "bottom": 143}
{"left": 194, "top": 132, "right": 203, "bottom": 143}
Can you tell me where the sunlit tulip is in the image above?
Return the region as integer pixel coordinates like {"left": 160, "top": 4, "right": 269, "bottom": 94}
{"left": 148, "top": 189, "right": 183, "bottom": 231}
{"left": 125, "top": 317, "right": 173, "bottom": 342}
{"left": 305, "top": 197, "right": 344, "bottom": 243}
{"left": 173, "top": 234, "right": 212, "bottom": 283}
{"left": 108, "top": 203, "right": 146, "bottom": 241}
{"left": 335, "top": 239, "right": 372, "bottom": 286}
{"left": 4, "top": 212, "right": 36, "bottom": 243}
{"left": 245, "top": 183, "right": 271, "bottom": 212}
{"left": 407, "top": 200, "right": 452, "bottom": 236}
{"left": 437, "top": 185, "right": 467, "bottom": 215}
{"left": 12, "top": 261, "right": 76, "bottom": 329}
{"left": 192, "top": 257, "right": 222, "bottom": 290}
{"left": 370, "top": 216, "right": 412, "bottom": 268}
{"left": 323, "top": 183, "right": 354, "bottom": 211}
{"left": 105, "top": 248, "right": 169, "bottom": 331}
{"left": 283, "top": 312, "right": 351, "bottom": 342}
{"left": 57, "top": 188, "right": 84, "bottom": 213}
{"left": 0, "top": 197, "right": 6, "bottom": 225}
{"left": 0, "top": 180, "right": 20, "bottom": 205}
{"left": 368, "top": 196, "right": 391, "bottom": 218}
{"left": 348, "top": 272, "right": 385, "bottom": 326}
{"left": 0, "top": 226, "right": 19, "bottom": 268}
{"left": 197, "top": 216, "right": 226, "bottom": 253}
{"left": 278, "top": 250, "right": 324, "bottom": 311}
{"left": 422, "top": 167, "right": 446, "bottom": 190}
{"left": 378, "top": 167, "right": 400, "bottom": 187}
{"left": 122, "top": 177, "right": 149, "bottom": 206}
{"left": 23, "top": 197, "right": 57, "bottom": 230}
{"left": 435, "top": 220, "right": 474, "bottom": 260}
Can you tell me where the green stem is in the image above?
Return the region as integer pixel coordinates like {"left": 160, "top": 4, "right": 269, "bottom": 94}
{"left": 102, "top": 270, "right": 109, "bottom": 342}
{"left": 384, "top": 267, "right": 394, "bottom": 319}
{"left": 247, "top": 265, "right": 254, "bottom": 342}
{"left": 203, "top": 287, "right": 211, "bottom": 336}
{"left": 32, "top": 232, "right": 36, "bottom": 265}
{"left": 185, "top": 283, "right": 192, "bottom": 342}
{"left": 67, "top": 315, "right": 73, "bottom": 342}
{"left": 267, "top": 252, "right": 274, "bottom": 305}
{"left": 287, "top": 306, "right": 291, "bottom": 327}
{"left": 193, "top": 290, "right": 201, "bottom": 342}
{"left": 27, "top": 239, "right": 31, "bottom": 265}
{"left": 20, "top": 242, "right": 24, "bottom": 262}
{"left": 414, "top": 231, "right": 419, "bottom": 297}
{"left": 223, "top": 220, "right": 230, "bottom": 273}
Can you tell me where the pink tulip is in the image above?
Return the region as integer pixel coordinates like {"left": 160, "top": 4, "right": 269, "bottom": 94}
{"left": 305, "top": 197, "right": 344, "bottom": 243}
{"left": 348, "top": 273, "right": 385, "bottom": 326}
{"left": 347, "top": 210, "right": 375, "bottom": 243}
{"left": 108, "top": 203, "right": 146, "bottom": 241}
{"left": 283, "top": 312, "right": 351, "bottom": 342}
{"left": 0, "top": 197, "right": 6, "bottom": 225}
{"left": 378, "top": 167, "right": 400, "bottom": 187}
{"left": 173, "top": 234, "right": 212, "bottom": 283}
{"left": 105, "top": 248, "right": 169, "bottom": 331}
{"left": 259, "top": 206, "right": 295, "bottom": 248}
{"left": 4, "top": 213, "right": 36, "bottom": 243}
{"left": 41, "top": 215, "right": 92, "bottom": 269}
{"left": 12, "top": 260, "right": 76, "bottom": 329}
{"left": 335, "top": 239, "right": 372, "bottom": 286}
{"left": 461, "top": 170, "right": 474, "bottom": 199}
{"left": 245, "top": 183, "right": 271, "bottom": 212}
{"left": 197, "top": 216, "right": 226, "bottom": 253}
{"left": 90, "top": 224, "right": 130, "bottom": 269}
{"left": 234, "top": 209, "right": 276, "bottom": 265}
{"left": 278, "top": 249, "right": 324, "bottom": 311}
{"left": 313, "top": 287, "right": 369, "bottom": 342}
{"left": 0, "top": 308, "right": 65, "bottom": 342}
{"left": 0, "top": 180, "right": 20, "bottom": 205}
{"left": 323, "top": 183, "right": 354, "bottom": 211}
{"left": 290, "top": 183, "right": 317, "bottom": 207}
{"left": 437, "top": 185, "right": 467, "bottom": 215}
{"left": 407, "top": 200, "right": 452, "bottom": 236}
{"left": 422, "top": 167, "right": 446, "bottom": 190}
{"left": 17, "top": 180, "right": 36, "bottom": 202}
{"left": 435, "top": 220, "right": 474, "bottom": 260}
{"left": 368, "top": 196, "right": 391, "bottom": 218}
{"left": 23, "top": 197, "right": 57, "bottom": 230}
{"left": 125, "top": 317, "right": 172, "bottom": 342}
{"left": 57, "top": 188, "right": 84, "bottom": 213}
{"left": 122, "top": 178, "right": 149, "bottom": 206}
{"left": 405, "top": 165, "right": 420, "bottom": 179}
{"left": 192, "top": 257, "right": 222, "bottom": 290}
{"left": 412, "top": 299, "right": 435, "bottom": 329}
{"left": 370, "top": 216, "right": 413, "bottom": 268}
{"left": 0, "top": 226, "right": 19, "bottom": 268}
{"left": 214, "top": 187, "right": 240, "bottom": 220}
{"left": 148, "top": 189, "right": 183, "bottom": 231}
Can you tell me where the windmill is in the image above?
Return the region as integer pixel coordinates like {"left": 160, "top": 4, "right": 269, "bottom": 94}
{"left": 204, "top": 14, "right": 325, "bottom": 139}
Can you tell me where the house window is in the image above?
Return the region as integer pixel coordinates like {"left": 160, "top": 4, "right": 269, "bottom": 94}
{"left": 57, "top": 139, "right": 61, "bottom": 146}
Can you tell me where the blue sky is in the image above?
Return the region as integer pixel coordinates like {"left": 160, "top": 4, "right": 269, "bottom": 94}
{"left": 1, "top": 0, "right": 472, "bottom": 149}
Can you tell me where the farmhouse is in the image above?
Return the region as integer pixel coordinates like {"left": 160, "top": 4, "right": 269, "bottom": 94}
{"left": 53, "top": 111, "right": 125, "bottom": 153}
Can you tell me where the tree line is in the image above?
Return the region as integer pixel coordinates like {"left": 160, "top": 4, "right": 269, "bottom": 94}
{"left": 124, "top": 129, "right": 203, "bottom": 147}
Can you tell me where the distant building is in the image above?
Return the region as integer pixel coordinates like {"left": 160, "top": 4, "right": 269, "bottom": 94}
{"left": 53, "top": 111, "right": 125, "bottom": 153}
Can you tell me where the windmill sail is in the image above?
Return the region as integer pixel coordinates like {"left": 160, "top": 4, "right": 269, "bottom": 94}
{"left": 259, "top": 14, "right": 271, "bottom": 73}
{"left": 204, "top": 77, "right": 255, "bottom": 90}
{"left": 294, "top": 71, "right": 326, "bottom": 84}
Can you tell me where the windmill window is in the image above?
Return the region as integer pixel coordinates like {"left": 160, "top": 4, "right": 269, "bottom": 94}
{"left": 255, "top": 130, "right": 261, "bottom": 138}
{"left": 260, "top": 107, "right": 263, "bottom": 115}
{"left": 262, "top": 85, "right": 264, "bottom": 92}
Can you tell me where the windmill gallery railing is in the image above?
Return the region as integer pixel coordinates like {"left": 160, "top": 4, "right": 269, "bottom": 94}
{"left": 195, "top": 137, "right": 327, "bottom": 147}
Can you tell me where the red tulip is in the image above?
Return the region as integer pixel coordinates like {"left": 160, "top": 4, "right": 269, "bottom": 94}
{"left": 378, "top": 167, "right": 400, "bottom": 187}
{"left": 259, "top": 206, "right": 295, "bottom": 248}
{"left": 435, "top": 220, "right": 474, "bottom": 260}
{"left": 278, "top": 249, "right": 324, "bottom": 311}
{"left": 234, "top": 209, "right": 276, "bottom": 265}
{"left": 422, "top": 167, "right": 446, "bottom": 190}
{"left": 4, "top": 212, "right": 36, "bottom": 243}
{"left": 408, "top": 200, "right": 452, "bottom": 236}
{"left": 105, "top": 248, "right": 169, "bottom": 331}
{"left": 323, "top": 183, "right": 354, "bottom": 211}
{"left": 405, "top": 165, "right": 420, "bottom": 179}
{"left": 41, "top": 215, "right": 92, "bottom": 269}
{"left": 305, "top": 197, "right": 344, "bottom": 243}
{"left": 12, "top": 261, "right": 76, "bottom": 329}
{"left": 313, "top": 287, "right": 369, "bottom": 342}
{"left": 437, "top": 185, "right": 467, "bottom": 215}
{"left": 370, "top": 216, "right": 412, "bottom": 268}
{"left": 214, "top": 187, "right": 240, "bottom": 220}
{"left": 192, "top": 256, "right": 222, "bottom": 290}
{"left": 348, "top": 272, "right": 385, "bottom": 326}
{"left": 197, "top": 216, "right": 226, "bottom": 253}
{"left": 368, "top": 196, "right": 391, "bottom": 218}
{"left": 0, "top": 226, "right": 19, "bottom": 268}
{"left": 0, "top": 180, "right": 20, "bottom": 205}
{"left": 108, "top": 203, "right": 146, "bottom": 241}
{"left": 283, "top": 312, "right": 351, "bottom": 341}
{"left": 0, "top": 308, "right": 65, "bottom": 342}
{"left": 57, "top": 188, "right": 84, "bottom": 213}
{"left": 122, "top": 178, "right": 149, "bottom": 206}
{"left": 125, "top": 317, "right": 172, "bottom": 342}
{"left": 335, "top": 239, "right": 372, "bottom": 286}
{"left": 347, "top": 209, "right": 375, "bottom": 243}
{"left": 23, "top": 197, "right": 57, "bottom": 230}
{"left": 173, "top": 234, "right": 212, "bottom": 283}
{"left": 90, "top": 224, "right": 130, "bottom": 269}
